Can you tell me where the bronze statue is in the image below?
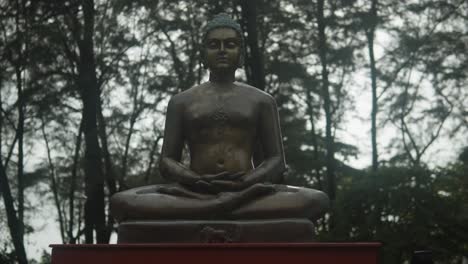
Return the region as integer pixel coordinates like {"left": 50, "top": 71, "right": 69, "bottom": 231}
{"left": 111, "top": 13, "right": 329, "bottom": 243}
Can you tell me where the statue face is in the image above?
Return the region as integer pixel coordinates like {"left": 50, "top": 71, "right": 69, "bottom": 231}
{"left": 205, "top": 27, "right": 241, "bottom": 72}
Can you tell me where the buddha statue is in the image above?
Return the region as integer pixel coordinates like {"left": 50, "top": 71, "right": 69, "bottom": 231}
{"left": 110, "top": 13, "right": 329, "bottom": 243}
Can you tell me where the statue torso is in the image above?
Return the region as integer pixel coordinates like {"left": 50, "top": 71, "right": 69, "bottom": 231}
{"left": 176, "top": 82, "right": 264, "bottom": 175}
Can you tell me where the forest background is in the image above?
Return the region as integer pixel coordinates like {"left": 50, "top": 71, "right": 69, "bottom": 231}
{"left": 0, "top": 0, "right": 467, "bottom": 263}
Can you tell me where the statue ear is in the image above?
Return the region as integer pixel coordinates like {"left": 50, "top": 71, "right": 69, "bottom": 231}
{"left": 201, "top": 47, "right": 208, "bottom": 69}
{"left": 237, "top": 35, "right": 245, "bottom": 68}
{"left": 237, "top": 51, "right": 244, "bottom": 68}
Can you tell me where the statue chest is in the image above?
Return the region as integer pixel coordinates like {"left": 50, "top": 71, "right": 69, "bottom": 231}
{"left": 183, "top": 95, "right": 258, "bottom": 132}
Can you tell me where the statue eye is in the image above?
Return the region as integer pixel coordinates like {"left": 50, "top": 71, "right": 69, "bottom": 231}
{"left": 207, "top": 40, "right": 219, "bottom": 49}
{"left": 226, "top": 41, "right": 238, "bottom": 48}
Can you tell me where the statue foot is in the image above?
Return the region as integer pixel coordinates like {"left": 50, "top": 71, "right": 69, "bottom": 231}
{"left": 211, "top": 183, "right": 276, "bottom": 216}
{"left": 156, "top": 185, "right": 214, "bottom": 200}
{"left": 242, "top": 183, "right": 276, "bottom": 197}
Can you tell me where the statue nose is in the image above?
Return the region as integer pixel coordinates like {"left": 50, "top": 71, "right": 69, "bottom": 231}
{"left": 220, "top": 43, "right": 226, "bottom": 51}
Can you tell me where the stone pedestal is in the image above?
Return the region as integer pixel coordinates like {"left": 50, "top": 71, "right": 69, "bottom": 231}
{"left": 50, "top": 243, "right": 381, "bottom": 264}
{"left": 117, "top": 218, "right": 315, "bottom": 243}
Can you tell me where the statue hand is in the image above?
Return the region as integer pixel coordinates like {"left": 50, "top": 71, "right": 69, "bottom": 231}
{"left": 211, "top": 171, "right": 266, "bottom": 191}
{"left": 194, "top": 180, "right": 218, "bottom": 193}
{"left": 226, "top": 171, "right": 246, "bottom": 181}
{"left": 201, "top": 171, "right": 245, "bottom": 182}
{"left": 210, "top": 179, "right": 248, "bottom": 192}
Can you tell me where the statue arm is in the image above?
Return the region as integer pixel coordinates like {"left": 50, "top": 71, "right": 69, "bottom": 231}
{"left": 244, "top": 95, "right": 286, "bottom": 185}
{"left": 159, "top": 97, "right": 200, "bottom": 184}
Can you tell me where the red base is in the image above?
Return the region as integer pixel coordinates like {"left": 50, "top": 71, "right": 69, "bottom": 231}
{"left": 50, "top": 243, "right": 381, "bottom": 264}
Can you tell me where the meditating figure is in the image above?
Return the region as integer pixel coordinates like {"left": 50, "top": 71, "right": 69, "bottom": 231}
{"left": 111, "top": 13, "right": 329, "bottom": 241}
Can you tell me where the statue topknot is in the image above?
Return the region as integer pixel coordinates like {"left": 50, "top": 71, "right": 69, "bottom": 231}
{"left": 204, "top": 13, "right": 243, "bottom": 43}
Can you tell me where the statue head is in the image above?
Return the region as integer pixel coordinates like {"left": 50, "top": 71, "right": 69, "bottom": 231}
{"left": 203, "top": 13, "right": 244, "bottom": 71}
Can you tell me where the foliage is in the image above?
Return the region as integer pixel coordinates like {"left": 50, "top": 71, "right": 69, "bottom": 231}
{"left": 323, "top": 164, "right": 468, "bottom": 263}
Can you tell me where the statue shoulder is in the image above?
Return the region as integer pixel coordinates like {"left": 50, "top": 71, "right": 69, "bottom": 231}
{"left": 169, "top": 83, "right": 208, "bottom": 106}
{"left": 167, "top": 92, "right": 189, "bottom": 112}
{"left": 235, "top": 82, "right": 277, "bottom": 106}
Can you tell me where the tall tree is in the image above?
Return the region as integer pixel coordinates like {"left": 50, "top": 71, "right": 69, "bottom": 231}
{"left": 0, "top": 0, "right": 30, "bottom": 262}
{"left": 381, "top": 0, "right": 464, "bottom": 168}
{"left": 78, "top": 0, "right": 106, "bottom": 243}
{"left": 240, "top": 0, "right": 266, "bottom": 91}
{"left": 40, "top": 117, "right": 66, "bottom": 242}
{"left": 68, "top": 120, "right": 84, "bottom": 244}
{"left": 0, "top": 162, "right": 27, "bottom": 264}
{"left": 365, "top": 0, "right": 379, "bottom": 172}
{"left": 316, "top": 0, "right": 335, "bottom": 202}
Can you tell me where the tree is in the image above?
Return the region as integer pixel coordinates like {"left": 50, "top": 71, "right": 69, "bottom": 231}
{"left": 316, "top": 0, "right": 336, "bottom": 203}
{"left": 0, "top": 0, "right": 34, "bottom": 262}
{"left": 381, "top": 0, "right": 465, "bottom": 168}
{"left": 365, "top": 0, "right": 379, "bottom": 172}
{"left": 0, "top": 163, "right": 27, "bottom": 263}
{"left": 240, "top": 0, "right": 266, "bottom": 91}
{"left": 77, "top": 0, "right": 106, "bottom": 244}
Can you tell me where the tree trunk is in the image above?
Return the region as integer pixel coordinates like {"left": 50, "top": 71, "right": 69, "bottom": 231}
{"left": 97, "top": 99, "right": 117, "bottom": 243}
{"left": 97, "top": 99, "right": 118, "bottom": 194}
{"left": 41, "top": 118, "right": 66, "bottom": 242}
{"left": 144, "top": 135, "right": 163, "bottom": 184}
{"left": 121, "top": 118, "right": 135, "bottom": 182}
{"left": 241, "top": 0, "right": 265, "bottom": 91}
{"left": 210, "top": 0, "right": 224, "bottom": 15}
{"left": 68, "top": 119, "right": 84, "bottom": 244}
{"left": 121, "top": 83, "right": 141, "bottom": 183}
{"left": 79, "top": 0, "right": 106, "bottom": 244}
{"left": 1, "top": 58, "right": 26, "bottom": 256}
{"left": 316, "top": 0, "right": 335, "bottom": 201}
{"left": 0, "top": 162, "right": 28, "bottom": 264}
{"left": 367, "top": 0, "right": 379, "bottom": 173}
{"left": 365, "top": 0, "right": 382, "bottom": 237}
{"left": 14, "top": 0, "right": 25, "bottom": 239}
{"left": 240, "top": 0, "right": 267, "bottom": 172}
{"left": 305, "top": 91, "right": 323, "bottom": 190}
{"left": 15, "top": 61, "right": 25, "bottom": 246}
